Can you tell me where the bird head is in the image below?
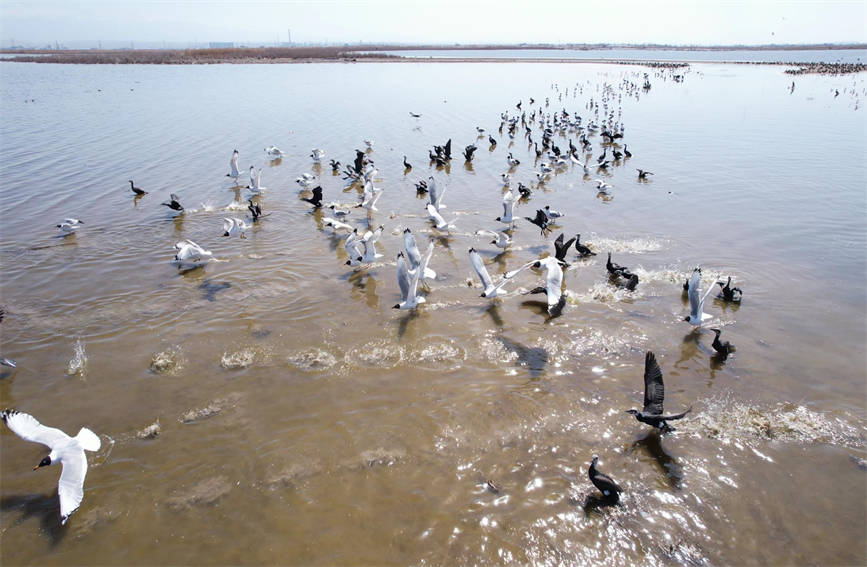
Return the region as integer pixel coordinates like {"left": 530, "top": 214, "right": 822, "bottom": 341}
{"left": 591, "top": 455, "right": 599, "bottom": 466}
{"left": 532, "top": 261, "right": 541, "bottom": 269}
{"left": 683, "top": 315, "right": 691, "bottom": 322}
{"left": 222, "top": 232, "right": 229, "bottom": 237}
{"left": 710, "top": 328, "right": 721, "bottom": 336}
{"left": 34, "top": 456, "right": 52, "bottom": 470}
{"left": 625, "top": 409, "right": 640, "bottom": 417}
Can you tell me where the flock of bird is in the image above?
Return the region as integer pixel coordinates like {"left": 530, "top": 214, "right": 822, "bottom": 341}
{"left": 6, "top": 73, "right": 749, "bottom": 523}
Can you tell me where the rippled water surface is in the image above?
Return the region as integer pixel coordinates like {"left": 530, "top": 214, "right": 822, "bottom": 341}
{"left": 0, "top": 60, "right": 865, "bottom": 565}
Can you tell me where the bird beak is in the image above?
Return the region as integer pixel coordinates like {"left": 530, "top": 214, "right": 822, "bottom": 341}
{"left": 33, "top": 465, "right": 40, "bottom": 470}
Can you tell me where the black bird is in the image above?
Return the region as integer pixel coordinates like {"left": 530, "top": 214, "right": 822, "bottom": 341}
{"left": 489, "top": 135, "right": 497, "bottom": 147}
{"left": 524, "top": 209, "right": 551, "bottom": 236}
{"left": 516, "top": 100, "right": 522, "bottom": 110}
{"left": 302, "top": 186, "right": 323, "bottom": 208}
{"left": 128, "top": 180, "right": 146, "bottom": 195}
{"left": 529, "top": 97, "right": 534, "bottom": 105}
{"left": 589, "top": 455, "right": 623, "bottom": 501}
{"left": 553, "top": 233, "right": 576, "bottom": 267}
{"left": 710, "top": 328, "right": 733, "bottom": 360}
{"left": 620, "top": 270, "right": 639, "bottom": 291}
{"left": 403, "top": 156, "right": 412, "bottom": 170}
{"left": 626, "top": 352, "right": 692, "bottom": 432}
{"left": 248, "top": 199, "right": 262, "bottom": 222}
{"left": 716, "top": 276, "right": 743, "bottom": 303}
{"left": 534, "top": 143, "right": 542, "bottom": 158}
{"left": 517, "top": 182, "right": 532, "bottom": 199}
{"left": 623, "top": 145, "right": 632, "bottom": 158}
{"left": 637, "top": 169, "right": 653, "bottom": 179}
{"left": 409, "top": 111, "right": 421, "bottom": 118}
{"left": 606, "top": 252, "right": 628, "bottom": 276}
{"left": 597, "top": 149, "right": 607, "bottom": 164}
{"left": 443, "top": 139, "right": 452, "bottom": 160}
{"left": 353, "top": 151, "right": 365, "bottom": 176}
{"left": 329, "top": 159, "right": 341, "bottom": 172}
{"left": 463, "top": 144, "right": 477, "bottom": 161}
{"left": 612, "top": 148, "right": 623, "bottom": 160}
{"left": 161, "top": 193, "right": 183, "bottom": 211}
{"left": 574, "top": 234, "right": 596, "bottom": 257}
{"left": 414, "top": 180, "right": 428, "bottom": 194}
{"left": 596, "top": 160, "right": 610, "bottom": 170}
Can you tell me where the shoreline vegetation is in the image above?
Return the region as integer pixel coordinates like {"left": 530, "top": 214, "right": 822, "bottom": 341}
{"left": 1, "top": 44, "right": 864, "bottom": 74}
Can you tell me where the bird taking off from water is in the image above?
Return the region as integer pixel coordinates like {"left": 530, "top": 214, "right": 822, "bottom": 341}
{"left": 625, "top": 352, "right": 692, "bottom": 432}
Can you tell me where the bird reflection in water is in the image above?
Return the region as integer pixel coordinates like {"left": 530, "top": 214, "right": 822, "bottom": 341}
{"left": 630, "top": 431, "right": 683, "bottom": 489}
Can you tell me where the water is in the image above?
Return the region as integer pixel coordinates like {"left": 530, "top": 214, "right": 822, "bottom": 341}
{"left": 369, "top": 47, "right": 867, "bottom": 63}
{"left": 0, "top": 60, "right": 865, "bottom": 565}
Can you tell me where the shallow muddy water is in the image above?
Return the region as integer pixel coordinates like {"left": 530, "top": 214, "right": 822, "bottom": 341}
{"left": 0, "top": 60, "right": 865, "bottom": 565}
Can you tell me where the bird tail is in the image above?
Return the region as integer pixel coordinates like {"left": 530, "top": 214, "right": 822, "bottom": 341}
{"left": 75, "top": 427, "right": 101, "bottom": 452}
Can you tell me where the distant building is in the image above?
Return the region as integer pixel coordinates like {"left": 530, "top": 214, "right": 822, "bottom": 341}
{"left": 208, "top": 42, "right": 234, "bottom": 49}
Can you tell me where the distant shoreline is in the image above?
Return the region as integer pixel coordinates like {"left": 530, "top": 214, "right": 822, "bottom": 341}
{"left": 1, "top": 45, "right": 864, "bottom": 74}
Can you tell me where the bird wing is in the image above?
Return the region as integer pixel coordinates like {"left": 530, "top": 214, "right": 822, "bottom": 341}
{"left": 57, "top": 448, "right": 87, "bottom": 524}
{"left": 404, "top": 230, "right": 422, "bottom": 269}
{"left": 396, "top": 254, "right": 410, "bottom": 302}
{"left": 1, "top": 410, "right": 70, "bottom": 449}
{"left": 418, "top": 239, "right": 435, "bottom": 277}
{"left": 593, "top": 470, "right": 623, "bottom": 494}
{"left": 170, "top": 193, "right": 181, "bottom": 204}
{"left": 699, "top": 276, "right": 716, "bottom": 310}
{"left": 687, "top": 269, "right": 702, "bottom": 320}
{"left": 643, "top": 351, "right": 665, "bottom": 415}
{"left": 230, "top": 152, "right": 240, "bottom": 176}
{"left": 427, "top": 203, "right": 446, "bottom": 226}
{"left": 311, "top": 186, "right": 322, "bottom": 201}
{"left": 656, "top": 406, "right": 693, "bottom": 421}
{"left": 504, "top": 260, "right": 536, "bottom": 279}
{"left": 222, "top": 218, "right": 233, "bottom": 233}
{"left": 469, "top": 248, "right": 494, "bottom": 290}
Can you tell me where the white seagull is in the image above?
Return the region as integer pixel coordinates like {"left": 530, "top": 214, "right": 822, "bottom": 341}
{"left": 174, "top": 240, "right": 214, "bottom": 268}
{"left": 469, "top": 248, "right": 510, "bottom": 298}
{"left": 505, "top": 256, "right": 565, "bottom": 315}
{"left": 311, "top": 148, "right": 325, "bottom": 163}
{"left": 403, "top": 228, "right": 436, "bottom": 281}
{"left": 247, "top": 167, "right": 265, "bottom": 192}
{"left": 428, "top": 176, "right": 447, "bottom": 210}
{"left": 475, "top": 229, "right": 511, "bottom": 249}
{"left": 359, "top": 181, "right": 383, "bottom": 211}
{"left": 1, "top": 409, "right": 101, "bottom": 525}
{"left": 594, "top": 178, "right": 612, "bottom": 191}
{"left": 222, "top": 217, "right": 249, "bottom": 238}
{"left": 394, "top": 247, "right": 432, "bottom": 310}
{"left": 496, "top": 190, "right": 518, "bottom": 225}
{"left": 426, "top": 203, "right": 455, "bottom": 230}
{"left": 226, "top": 149, "right": 241, "bottom": 179}
{"left": 358, "top": 225, "right": 384, "bottom": 264}
{"left": 344, "top": 229, "right": 363, "bottom": 265}
{"left": 264, "top": 145, "right": 285, "bottom": 159}
{"left": 323, "top": 217, "right": 354, "bottom": 232}
{"left": 296, "top": 172, "right": 316, "bottom": 188}
{"left": 684, "top": 267, "right": 716, "bottom": 325}
{"left": 57, "top": 218, "right": 84, "bottom": 233}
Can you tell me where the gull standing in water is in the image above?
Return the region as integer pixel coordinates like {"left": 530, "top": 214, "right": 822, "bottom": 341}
{"left": 1, "top": 409, "right": 101, "bottom": 525}
{"left": 685, "top": 267, "right": 716, "bottom": 325}
{"left": 625, "top": 352, "right": 692, "bottom": 432}
{"left": 469, "top": 248, "right": 510, "bottom": 298}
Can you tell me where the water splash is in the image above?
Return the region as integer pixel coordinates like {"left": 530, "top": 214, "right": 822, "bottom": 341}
{"left": 149, "top": 346, "right": 183, "bottom": 375}
{"left": 66, "top": 338, "right": 87, "bottom": 376}
{"left": 286, "top": 348, "right": 338, "bottom": 372}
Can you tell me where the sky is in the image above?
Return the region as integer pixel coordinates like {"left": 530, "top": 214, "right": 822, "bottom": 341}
{"left": 1, "top": 0, "right": 865, "bottom": 48}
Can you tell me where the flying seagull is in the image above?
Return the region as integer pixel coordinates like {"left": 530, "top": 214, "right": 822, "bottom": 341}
{"left": 469, "top": 248, "right": 510, "bottom": 298}
{"left": 625, "top": 351, "right": 692, "bottom": 432}
{"left": 1, "top": 409, "right": 101, "bottom": 525}
{"left": 404, "top": 228, "right": 436, "bottom": 281}
{"left": 57, "top": 218, "right": 84, "bottom": 233}
{"left": 685, "top": 267, "right": 716, "bottom": 325}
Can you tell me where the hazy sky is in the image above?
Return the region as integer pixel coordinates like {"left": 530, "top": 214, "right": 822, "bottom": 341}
{"left": 1, "top": 0, "right": 865, "bottom": 47}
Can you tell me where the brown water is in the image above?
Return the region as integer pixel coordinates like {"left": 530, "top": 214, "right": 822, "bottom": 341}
{"left": 0, "top": 61, "right": 865, "bottom": 565}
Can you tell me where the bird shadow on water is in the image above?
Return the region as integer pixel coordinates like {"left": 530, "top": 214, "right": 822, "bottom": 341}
{"left": 674, "top": 328, "right": 704, "bottom": 369}
{"left": 198, "top": 279, "right": 232, "bottom": 302}
{"left": 0, "top": 493, "right": 67, "bottom": 546}
{"left": 483, "top": 303, "right": 505, "bottom": 329}
{"left": 629, "top": 431, "right": 683, "bottom": 490}
{"left": 498, "top": 335, "right": 548, "bottom": 378}
{"left": 396, "top": 308, "right": 421, "bottom": 341}
{"left": 347, "top": 270, "right": 379, "bottom": 309}
{"left": 580, "top": 493, "right": 621, "bottom": 515}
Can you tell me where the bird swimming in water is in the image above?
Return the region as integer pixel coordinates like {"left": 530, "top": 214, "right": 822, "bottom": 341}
{"left": 594, "top": 178, "right": 613, "bottom": 192}
{"left": 589, "top": 455, "right": 623, "bottom": 501}
{"left": 57, "top": 218, "right": 84, "bottom": 233}
{"left": 574, "top": 234, "right": 596, "bottom": 257}
{"left": 264, "top": 145, "right": 285, "bottom": 159}
{"left": 463, "top": 144, "right": 477, "bottom": 161}
{"left": 625, "top": 351, "right": 692, "bottom": 432}
{"left": 606, "top": 252, "right": 628, "bottom": 276}
{"left": 403, "top": 156, "right": 412, "bottom": 170}
{"left": 506, "top": 153, "right": 520, "bottom": 167}
{"left": 637, "top": 169, "right": 653, "bottom": 179}
{"left": 310, "top": 148, "right": 325, "bottom": 163}
{"left": 716, "top": 276, "right": 743, "bottom": 303}
{"left": 329, "top": 159, "right": 341, "bottom": 172}
{"left": 128, "top": 180, "right": 146, "bottom": 195}
{"left": 161, "top": 194, "right": 183, "bottom": 211}
{"left": 710, "top": 328, "right": 733, "bottom": 360}
{"left": 302, "top": 186, "right": 323, "bottom": 208}
{"left": 543, "top": 205, "right": 564, "bottom": 222}
{"left": 489, "top": 135, "right": 497, "bottom": 147}
{"left": 623, "top": 145, "right": 632, "bottom": 158}
{"left": 685, "top": 267, "right": 716, "bottom": 325}
{"left": 517, "top": 182, "right": 532, "bottom": 199}
{"left": 1, "top": 409, "right": 101, "bottom": 525}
